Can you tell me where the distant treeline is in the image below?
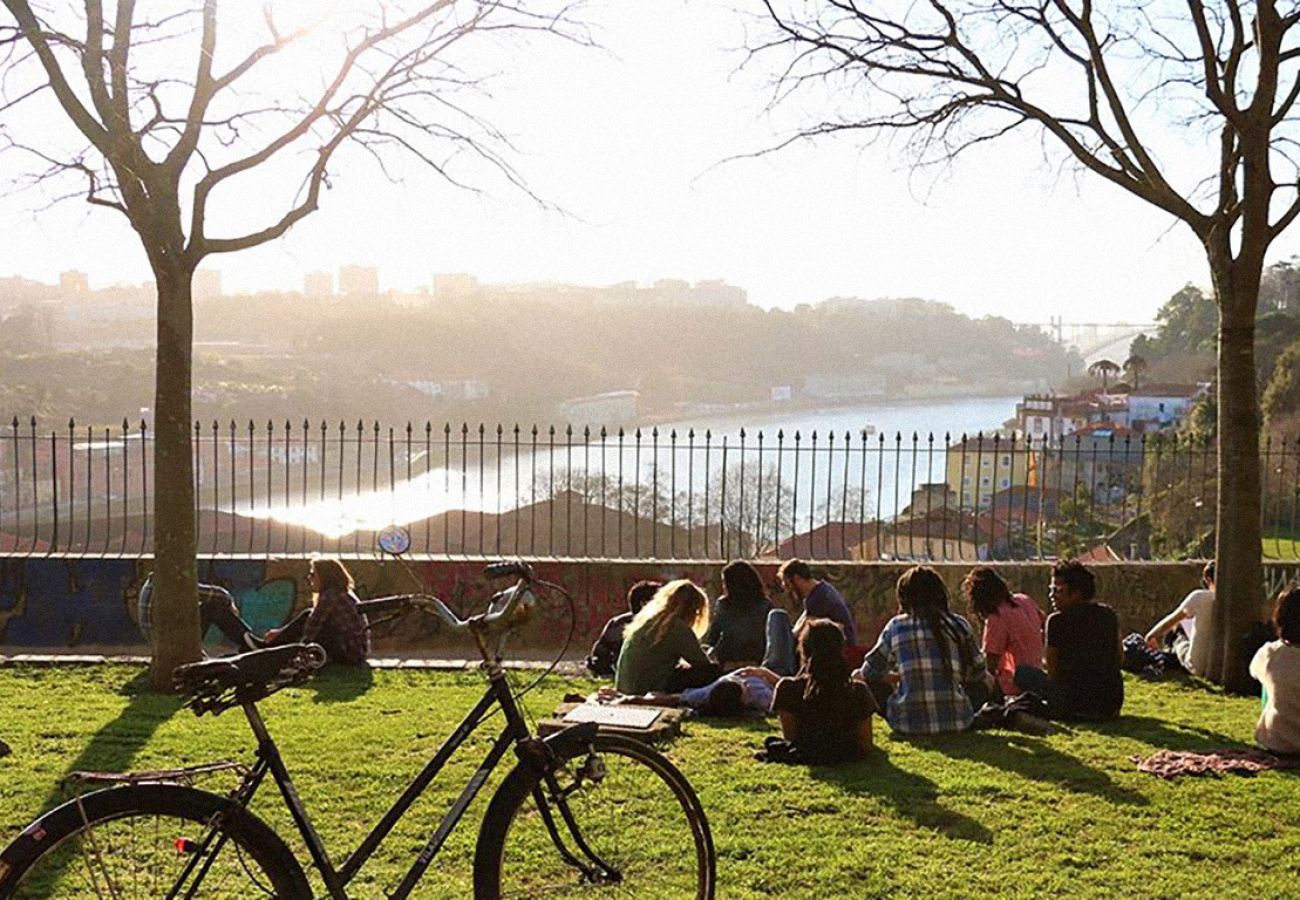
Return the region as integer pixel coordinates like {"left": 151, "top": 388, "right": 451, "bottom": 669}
{"left": 1, "top": 293, "right": 1076, "bottom": 427}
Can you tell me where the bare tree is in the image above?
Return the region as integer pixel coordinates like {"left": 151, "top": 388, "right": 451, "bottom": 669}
{"left": 751, "top": 0, "right": 1300, "bottom": 688}
{"left": 0, "top": 0, "right": 582, "bottom": 687}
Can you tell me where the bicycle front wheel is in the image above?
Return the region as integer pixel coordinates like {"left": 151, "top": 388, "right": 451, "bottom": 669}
{"left": 0, "top": 783, "right": 309, "bottom": 899}
{"left": 474, "top": 732, "right": 715, "bottom": 898}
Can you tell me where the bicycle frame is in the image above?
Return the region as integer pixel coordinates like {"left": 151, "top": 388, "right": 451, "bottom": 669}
{"left": 209, "top": 665, "right": 544, "bottom": 900}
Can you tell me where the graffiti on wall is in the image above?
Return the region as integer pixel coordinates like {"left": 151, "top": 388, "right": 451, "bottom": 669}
{"left": 3, "top": 556, "right": 1297, "bottom": 654}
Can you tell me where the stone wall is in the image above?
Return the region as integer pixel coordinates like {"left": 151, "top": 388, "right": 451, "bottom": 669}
{"left": 2, "top": 556, "right": 1297, "bottom": 655}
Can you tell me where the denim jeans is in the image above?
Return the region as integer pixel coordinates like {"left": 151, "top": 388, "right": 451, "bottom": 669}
{"left": 761, "top": 608, "right": 797, "bottom": 676}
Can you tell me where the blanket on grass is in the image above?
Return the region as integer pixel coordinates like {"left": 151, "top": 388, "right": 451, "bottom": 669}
{"left": 1133, "top": 748, "right": 1300, "bottom": 779}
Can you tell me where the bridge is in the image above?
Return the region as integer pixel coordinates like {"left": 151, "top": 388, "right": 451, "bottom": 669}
{"left": 1015, "top": 318, "right": 1159, "bottom": 363}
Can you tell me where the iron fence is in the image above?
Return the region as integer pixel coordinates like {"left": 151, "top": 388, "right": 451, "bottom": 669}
{"left": 2, "top": 416, "right": 1298, "bottom": 561}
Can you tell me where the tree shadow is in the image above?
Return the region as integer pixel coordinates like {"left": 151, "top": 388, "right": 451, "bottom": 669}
{"left": 808, "top": 750, "right": 993, "bottom": 844}
{"left": 40, "top": 671, "right": 183, "bottom": 813}
{"left": 1066, "top": 714, "right": 1244, "bottom": 751}
{"left": 307, "top": 664, "right": 375, "bottom": 703}
{"left": 903, "top": 731, "right": 1148, "bottom": 806}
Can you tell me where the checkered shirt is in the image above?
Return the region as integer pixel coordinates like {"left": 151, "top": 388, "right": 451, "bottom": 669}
{"left": 861, "top": 612, "right": 986, "bottom": 734}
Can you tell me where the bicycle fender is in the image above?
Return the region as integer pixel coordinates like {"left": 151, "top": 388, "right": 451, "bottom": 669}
{"left": 513, "top": 721, "right": 599, "bottom": 775}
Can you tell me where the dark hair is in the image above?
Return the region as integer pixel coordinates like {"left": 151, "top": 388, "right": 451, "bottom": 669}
{"left": 897, "top": 565, "right": 971, "bottom": 685}
{"left": 778, "top": 559, "right": 813, "bottom": 583}
{"left": 719, "top": 560, "right": 768, "bottom": 611}
{"left": 962, "top": 566, "right": 1011, "bottom": 619}
{"left": 699, "top": 679, "right": 745, "bottom": 717}
{"left": 1202, "top": 560, "right": 1216, "bottom": 586}
{"left": 797, "top": 618, "right": 850, "bottom": 704}
{"left": 310, "top": 557, "right": 354, "bottom": 594}
{"left": 1273, "top": 584, "right": 1300, "bottom": 644}
{"left": 1051, "top": 559, "right": 1096, "bottom": 602}
{"left": 626, "top": 580, "right": 661, "bottom": 615}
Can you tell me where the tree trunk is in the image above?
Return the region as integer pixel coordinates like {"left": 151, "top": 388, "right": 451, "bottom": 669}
{"left": 1209, "top": 262, "right": 1266, "bottom": 692}
{"left": 148, "top": 262, "right": 201, "bottom": 690}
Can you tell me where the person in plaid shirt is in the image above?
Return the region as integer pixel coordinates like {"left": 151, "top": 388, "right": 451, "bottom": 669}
{"left": 859, "top": 566, "right": 991, "bottom": 734}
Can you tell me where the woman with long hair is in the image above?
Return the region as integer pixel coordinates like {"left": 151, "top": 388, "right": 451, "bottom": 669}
{"left": 615, "top": 580, "right": 718, "bottom": 694}
{"left": 860, "top": 566, "right": 988, "bottom": 734}
{"left": 265, "top": 556, "right": 370, "bottom": 665}
{"left": 705, "top": 560, "right": 773, "bottom": 670}
{"left": 764, "top": 618, "right": 875, "bottom": 763}
{"left": 963, "top": 566, "right": 1046, "bottom": 698}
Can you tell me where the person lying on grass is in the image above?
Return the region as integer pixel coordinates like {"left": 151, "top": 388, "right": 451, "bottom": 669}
{"left": 860, "top": 566, "right": 990, "bottom": 735}
{"left": 598, "top": 667, "right": 780, "bottom": 718}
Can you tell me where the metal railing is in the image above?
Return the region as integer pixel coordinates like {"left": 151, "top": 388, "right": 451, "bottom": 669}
{"left": 2, "top": 416, "right": 1297, "bottom": 561}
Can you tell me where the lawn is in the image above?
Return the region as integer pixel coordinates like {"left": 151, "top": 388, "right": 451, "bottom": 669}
{"left": 1, "top": 664, "right": 1297, "bottom": 898}
{"left": 1263, "top": 535, "right": 1300, "bottom": 560}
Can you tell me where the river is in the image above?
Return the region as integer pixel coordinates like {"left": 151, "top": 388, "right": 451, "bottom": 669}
{"left": 240, "top": 395, "right": 1021, "bottom": 538}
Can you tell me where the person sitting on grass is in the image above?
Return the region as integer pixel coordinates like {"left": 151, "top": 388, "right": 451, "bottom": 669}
{"left": 1250, "top": 584, "right": 1300, "bottom": 756}
{"left": 587, "top": 580, "right": 661, "bottom": 678}
{"left": 615, "top": 580, "right": 719, "bottom": 694}
{"left": 860, "top": 565, "right": 990, "bottom": 734}
{"left": 964, "top": 566, "right": 1046, "bottom": 699}
{"left": 761, "top": 618, "right": 875, "bottom": 764}
{"left": 1144, "top": 560, "right": 1216, "bottom": 676}
{"left": 180, "top": 557, "right": 371, "bottom": 665}
{"left": 778, "top": 558, "right": 858, "bottom": 648}
{"left": 1014, "top": 559, "right": 1123, "bottom": 721}
{"left": 706, "top": 561, "right": 773, "bottom": 671}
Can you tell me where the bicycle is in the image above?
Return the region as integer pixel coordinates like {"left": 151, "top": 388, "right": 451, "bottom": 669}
{"left": 0, "top": 534, "right": 717, "bottom": 898}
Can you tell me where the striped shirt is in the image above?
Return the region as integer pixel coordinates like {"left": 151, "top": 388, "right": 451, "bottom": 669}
{"left": 861, "top": 612, "right": 986, "bottom": 734}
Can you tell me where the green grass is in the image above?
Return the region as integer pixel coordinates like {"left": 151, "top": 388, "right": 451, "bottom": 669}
{"left": 1, "top": 665, "right": 1298, "bottom": 898}
{"left": 1263, "top": 535, "right": 1300, "bottom": 559}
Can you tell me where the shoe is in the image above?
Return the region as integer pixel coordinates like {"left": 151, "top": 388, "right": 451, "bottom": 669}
{"left": 1009, "top": 711, "right": 1051, "bottom": 735}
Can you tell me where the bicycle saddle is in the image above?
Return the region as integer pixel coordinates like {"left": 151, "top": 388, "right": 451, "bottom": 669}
{"left": 174, "top": 643, "right": 328, "bottom": 716}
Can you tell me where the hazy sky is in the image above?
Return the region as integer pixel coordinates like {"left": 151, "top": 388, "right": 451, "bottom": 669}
{"left": 2, "top": 0, "right": 1293, "bottom": 321}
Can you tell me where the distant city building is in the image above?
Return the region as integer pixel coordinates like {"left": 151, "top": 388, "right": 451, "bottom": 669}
{"left": 1128, "top": 383, "right": 1210, "bottom": 429}
{"left": 802, "top": 372, "right": 886, "bottom": 400}
{"left": 338, "top": 265, "right": 379, "bottom": 296}
{"left": 303, "top": 271, "right": 333, "bottom": 298}
{"left": 558, "top": 390, "right": 639, "bottom": 428}
{"left": 433, "top": 273, "right": 479, "bottom": 299}
{"left": 945, "top": 434, "right": 1033, "bottom": 510}
{"left": 59, "top": 270, "right": 89, "bottom": 294}
{"left": 405, "top": 377, "right": 489, "bottom": 401}
{"left": 193, "top": 269, "right": 222, "bottom": 299}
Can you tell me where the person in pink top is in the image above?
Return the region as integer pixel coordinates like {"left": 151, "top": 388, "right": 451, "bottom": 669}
{"left": 963, "top": 567, "right": 1046, "bottom": 698}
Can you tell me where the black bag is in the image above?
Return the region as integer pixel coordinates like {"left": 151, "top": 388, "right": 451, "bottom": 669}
{"left": 971, "top": 691, "right": 1049, "bottom": 731}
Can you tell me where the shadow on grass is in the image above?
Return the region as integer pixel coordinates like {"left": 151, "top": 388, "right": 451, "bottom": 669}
{"left": 809, "top": 751, "right": 994, "bottom": 844}
{"left": 907, "top": 731, "right": 1148, "bottom": 806}
{"left": 1067, "top": 714, "right": 1244, "bottom": 750}
{"left": 308, "top": 664, "right": 375, "bottom": 704}
{"left": 42, "top": 670, "right": 183, "bottom": 811}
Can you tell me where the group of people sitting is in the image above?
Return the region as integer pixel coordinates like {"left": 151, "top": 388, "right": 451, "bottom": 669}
{"left": 589, "top": 557, "right": 1300, "bottom": 764}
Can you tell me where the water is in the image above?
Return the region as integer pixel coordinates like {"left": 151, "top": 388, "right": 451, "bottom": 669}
{"left": 243, "top": 395, "right": 1020, "bottom": 537}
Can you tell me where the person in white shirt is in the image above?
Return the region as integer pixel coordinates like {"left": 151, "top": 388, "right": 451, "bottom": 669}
{"left": 1250, "top": 585, "right": 1300, "bottom": 755}
{"left": 1144, "top": 561, "right": 1215, "bottom": 675}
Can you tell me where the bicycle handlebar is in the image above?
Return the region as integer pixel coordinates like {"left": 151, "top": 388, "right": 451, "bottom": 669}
{"left": 368, "top": 560, "right": 537, "bottom": 637}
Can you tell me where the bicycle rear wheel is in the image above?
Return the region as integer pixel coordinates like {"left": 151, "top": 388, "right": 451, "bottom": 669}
{"left": 0, "top": 783, "right": 309, "bottom": 899}
{"left": 474, "top": 733, "right": 715, "bottom": 898}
